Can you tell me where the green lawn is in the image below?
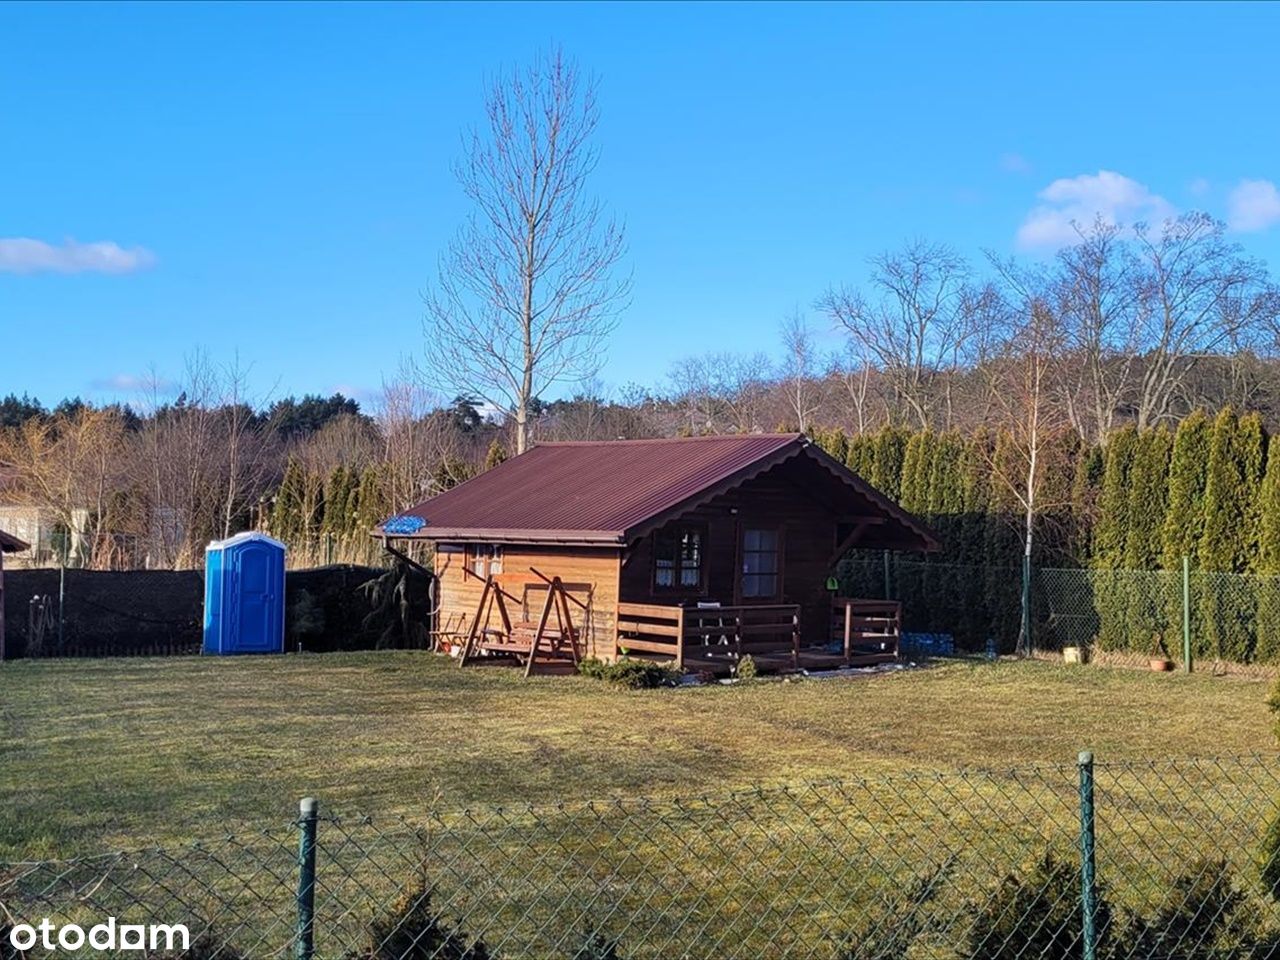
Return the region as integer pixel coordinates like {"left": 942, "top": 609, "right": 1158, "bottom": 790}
{"left": 1, "top": 653, "right": 1274, "bottom": 861}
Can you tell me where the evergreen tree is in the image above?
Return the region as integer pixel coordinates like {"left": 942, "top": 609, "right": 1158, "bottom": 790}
{"left": 1199, "top": 409, "right": 1266, "bottom": 661}
{"left": 1068, "top": 443, "right": 1105, "bottom": 566}
{"left": 1092, "top": 426, "right": 1138, "bottom": 650}
{"left": 928, "top": 433, "right": 966, "bottom": 519}
{"left": 1123, "top": 428, "right": 1172, "bottom": 569}
{"left": 983, "top": 429, "right": 1024, "bottom": 649}
{"left": 870, "top": 426, "right": 907, "bottom": 502}
{"left": 354, "top": 463, "right": 392, "bottom": 534}
{"left": 483, "top": 438, "right": 509, "bottom": 471}
{"left": 322, "top": 465, "right": 360, "bottom": 538}
{"left": 1240, "top": 412, "right": 1267, "bottom": 572}
{"left": 1122, "top": 428, "right": 1173, "bottom": 652}
{"left": 1161, "top": 410, "right": 1213, "bottom": 571}
{"left": 825, "top": 427, "right": 849, "bottom": 465}
{"left": 846, "top": 432, "right": 876, "bottom": 478}
{"left": 899, "top": 430, "right": 932, "bottom": 515}
{"left": 1199, "top": 409, "right": 1259, "bottom": 573}
{"left": 925, "top": 432, "right": 966, "bottom": 632}
{"left": 1256, "top": 434, "right": 1280, "bottom": 662}
{"left": 270, "top": 458, "right": 308, "bottom": 543}
{"left": 1092, "top": 426, "right": 1138, "bottom": 570}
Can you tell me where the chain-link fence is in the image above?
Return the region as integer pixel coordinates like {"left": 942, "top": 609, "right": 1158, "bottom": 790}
{"left": 3, "top": 755, "right": 1280, "bottom": 958}
{"left": 1036, "top": 567, "right": 1280, "bottom": 676}
{"left": 837, "top": 553, "right": 1280, "bottom": 674}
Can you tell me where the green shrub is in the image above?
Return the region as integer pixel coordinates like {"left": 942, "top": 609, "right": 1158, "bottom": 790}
{"left": 577, "top": 657, "right": 680, "bottom": 689}
{"left": 1260, "top": 808, "right": 1280, "bottom": 901}
{"left": 838, "top": 859, "right": 951, "bottom": 959}
{"left": 1117, "top": 859, "right": 1250, "bottom": 958}
{"left": 343, "top": 879, "right": 490, "bottom": 960}
{"left": 735, "top": 654, "right": 758, "bottom": 680}
{"left": 968, "top": 851, "right": 1113, "bottom": 959}
{"left": 572, "top": 931, "right": 622, "bottom": 960}
{"left": 287, "top": 588, "right": 326, "bottom": 647}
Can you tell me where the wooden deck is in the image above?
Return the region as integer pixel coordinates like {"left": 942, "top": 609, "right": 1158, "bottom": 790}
{"left": 615, "top": 597, "right": 901, "bottom": 675}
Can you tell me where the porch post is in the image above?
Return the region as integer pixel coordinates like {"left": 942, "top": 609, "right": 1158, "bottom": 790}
{"left": 843, "top": 600, "right": 852, "bottom": 664}
{"left": 675, "top": 606, "right": 685, "bottom": 670}
{"left": 792, "top": 608, "right": 800, "bottom": 669}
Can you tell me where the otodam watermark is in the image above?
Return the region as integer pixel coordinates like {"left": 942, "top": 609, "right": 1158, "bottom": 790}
{"left": 7, "top": 917, "right": 190, "bottom": 953}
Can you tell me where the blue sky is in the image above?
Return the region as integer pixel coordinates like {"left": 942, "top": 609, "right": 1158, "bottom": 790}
{"left": 4, "top": 2, "right": 1280, "bottom": 408}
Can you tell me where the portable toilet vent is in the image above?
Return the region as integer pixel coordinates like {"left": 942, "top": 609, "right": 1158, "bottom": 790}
{"left": 203, "top": 532, "right": 286, "bottom": 655}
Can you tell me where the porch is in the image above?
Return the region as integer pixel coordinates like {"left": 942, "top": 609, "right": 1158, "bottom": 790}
{"left": 615, "top": 597, "right": 902, "bottom": 675}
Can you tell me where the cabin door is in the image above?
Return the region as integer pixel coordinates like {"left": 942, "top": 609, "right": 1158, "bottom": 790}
{"left": 737, "top": 526, "right": 783, "bottom": 603}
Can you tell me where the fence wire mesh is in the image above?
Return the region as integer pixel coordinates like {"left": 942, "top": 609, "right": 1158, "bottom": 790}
{"left": 837, "top": 554, "right": 1280, "bottom": 674}
{"left": 5, "top": 756, "right": 1280, "bottom": 958}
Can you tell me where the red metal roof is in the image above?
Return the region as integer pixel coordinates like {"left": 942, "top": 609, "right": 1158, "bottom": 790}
{"left": 382, "top": 433, "right": 938, "bottom": 551}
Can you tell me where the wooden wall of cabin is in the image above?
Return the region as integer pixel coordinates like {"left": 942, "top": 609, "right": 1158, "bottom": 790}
{"left": 434, "top": 544, "right": 621, "bottom": 659}
{"left": 619, "top": 460, "right": 838, "bottom": 646}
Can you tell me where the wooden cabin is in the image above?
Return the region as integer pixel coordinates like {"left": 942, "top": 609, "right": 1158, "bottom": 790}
{"left": 378, "top": 434, "right": 938, "bottom": 675}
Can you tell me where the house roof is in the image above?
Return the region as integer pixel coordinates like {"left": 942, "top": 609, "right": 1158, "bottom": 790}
{"left": 0, "top": 528, "right": 29, "bottom": 553}
{"left": 380, "top": 433, "right": 939, "bottom": 551}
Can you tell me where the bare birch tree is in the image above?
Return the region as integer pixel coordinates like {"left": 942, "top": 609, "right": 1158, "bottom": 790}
{"left": 980, "top": 266, "right": 1072, "bottom": 655}
{"left": 424, "top": 49, "right": 630, "bottom": 455}
{"left": 779, "top": 311, "right": 820, "bottom": 432}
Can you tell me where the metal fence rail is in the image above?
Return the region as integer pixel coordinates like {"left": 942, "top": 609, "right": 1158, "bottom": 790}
{"left": 5, "top": 755, "right": 1280, "bottom": 958}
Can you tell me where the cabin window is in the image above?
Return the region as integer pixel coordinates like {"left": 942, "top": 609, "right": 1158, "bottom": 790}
{"left": 740, "top": 528, "right": 781, "bottom": 599}
{"left": 653, "top": 525, "right": 705, "bottom": 591}
{"left": 467, "top": 543, "right": 503, "bottom": 579}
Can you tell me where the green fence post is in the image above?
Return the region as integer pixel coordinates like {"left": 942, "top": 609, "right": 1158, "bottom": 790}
{"left": 1182, "top": 556, "right": 1192, "bottom": 674}
{"left": 1078, "top": 751, "right": 1097, "bottom": 960}
{"left": 882, "top": 550, "right": 892, "bottom": 600}
{"left": 296, "top": 797, "right": 318, "bottom": 960}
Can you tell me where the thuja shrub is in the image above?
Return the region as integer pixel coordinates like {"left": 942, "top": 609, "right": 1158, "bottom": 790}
{"left": 572, "top": 931, "right": 623, "bottom": 960}
{"left": 342, "top": 878, "right": 490, "bottom": 960}
{"left": 967, "top": 852, "right": 1114, "bottom": 960}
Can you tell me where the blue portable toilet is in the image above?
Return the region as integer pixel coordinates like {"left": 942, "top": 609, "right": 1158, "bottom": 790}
{"left": 203, "top": 532, "right": 287, "bottom": 655}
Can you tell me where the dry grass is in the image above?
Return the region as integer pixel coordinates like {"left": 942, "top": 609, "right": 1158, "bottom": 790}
{"left": 0, "top": 652, "right": 1274, "bottom": 860}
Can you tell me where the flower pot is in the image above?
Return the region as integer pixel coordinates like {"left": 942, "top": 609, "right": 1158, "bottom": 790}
{"left": 1063, "top": 646, "right": 1084, "bottom": 665}
{"left": 1149, "top": 657, "right": 1175, "bottom": 672}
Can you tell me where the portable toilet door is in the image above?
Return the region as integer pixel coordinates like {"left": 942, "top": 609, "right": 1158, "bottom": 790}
{"left": 204, "top": 532, "right": 286, "bottom": 655}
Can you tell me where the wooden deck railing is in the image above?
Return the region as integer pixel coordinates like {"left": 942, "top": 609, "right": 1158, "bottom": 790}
{"left": 830, "top": 598, "right": 901, "bottom": 663}
{"left": 616, "top": 602, "right": 800, "bottom": 669}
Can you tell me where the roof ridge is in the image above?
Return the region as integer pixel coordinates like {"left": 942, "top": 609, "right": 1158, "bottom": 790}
{"left": 533, "top": 433, "right": 803, "bottom": 448}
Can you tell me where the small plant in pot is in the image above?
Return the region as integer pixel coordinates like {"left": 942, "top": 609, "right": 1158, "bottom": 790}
{"left": 1149, "top": 632, "right": 1175, "bottom": 672}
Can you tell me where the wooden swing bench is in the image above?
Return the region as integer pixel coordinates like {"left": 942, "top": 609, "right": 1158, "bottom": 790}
{"left": 457, "top": 568, "right": 584, "bottom": 677}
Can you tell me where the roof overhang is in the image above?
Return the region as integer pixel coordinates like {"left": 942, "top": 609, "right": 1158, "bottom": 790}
{"left": 0, "top": 529, "right": 29, "bottom": 553}
{"left": 376, "top": 527, "right": 624, "bottom": 547}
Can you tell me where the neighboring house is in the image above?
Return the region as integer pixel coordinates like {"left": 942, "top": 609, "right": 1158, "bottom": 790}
{"left": 0, "top": 527, "right": 31, "bottom": 658}
{"left": 0, "top": 504, "right": 89, "bottom": 567}
{"left": 378, "top": 433, "right": 938, "bottom": 674}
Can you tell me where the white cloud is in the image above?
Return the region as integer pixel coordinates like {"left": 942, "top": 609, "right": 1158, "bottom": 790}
{"left": 1015, "top": 170, "right": 1176, "bottom": 250}
{"left": 1227, "top": 179, "right": 1280, "bottom": 233}
{"left": 1188, "top": 177, "right": 1211, "bottom": 197}
{"left": 0, "top": 237, "right": 156, "bottom": 275}
{"left": 90, "top": 373, "right": 178, "bottom": 395}
{"left": 999, "top": 152, "right": 1032, "bottom": 175}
